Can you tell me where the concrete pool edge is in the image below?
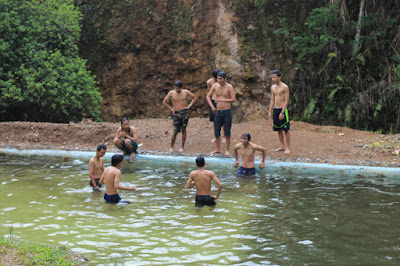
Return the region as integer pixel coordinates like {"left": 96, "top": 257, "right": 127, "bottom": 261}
{"left": 1, "top": 148, "right": 399, "bottom": 178}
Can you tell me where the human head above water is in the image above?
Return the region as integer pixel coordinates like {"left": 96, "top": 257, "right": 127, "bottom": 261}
{"left": 212, "top": 69, "right": 220, "bottom": 78}
{"left": 174, "top": 80, "right": 183, "bottom": 88}
{"left": 97, "top": 144, "right": 107, "bottom": 151}
{"left": 111, "top": 154, "right": 124, "bottom": 167}
{"left": 271, "top": 70, "right": 282, "bottom": 77}
{"left": 196, "top": 156, "right": 205, "bottom": 167}
{"left": 217, "top": 71, "right": 227, "bottom": 79}
{"left": 241, "top": 133, "right": 251, "bottom": 141}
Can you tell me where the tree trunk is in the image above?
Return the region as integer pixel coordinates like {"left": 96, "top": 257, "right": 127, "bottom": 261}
{"left": 353, "top": 0, "right": 366, "bottom": 56}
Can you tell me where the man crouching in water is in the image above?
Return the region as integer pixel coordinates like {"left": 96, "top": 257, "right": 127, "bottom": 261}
{"left": 233, "top": 133, "right": 266, "bottom": 177}
{"left": 185, "top": 156, "right": 222, "bottom": 207}
{"left": 99, "top": 154, "right": 136, "bottom": 204}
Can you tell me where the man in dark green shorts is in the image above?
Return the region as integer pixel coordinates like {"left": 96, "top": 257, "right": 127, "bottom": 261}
{"left": 268, "top": 70, "right": 291, "bottom": 155}
{"left": 163, "top": 80, "right": 197, "bottom": 152}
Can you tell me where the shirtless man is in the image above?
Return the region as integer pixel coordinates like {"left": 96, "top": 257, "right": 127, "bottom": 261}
{"left": 233, "top": 133, "right": 266, "bottom": 176}
{"left": 268, "top": 70, "right": 291, "bottom": 155}
{"left": 99, "top": 154, "right": 136, "bottom": 204}
{"left": 207, "top": 69, "right": 225, "bottom": 144}
{"left": 185, "top": 156, "right": 223, "bottom": 207}
{"left": 88, "top": 144, "right": 106, "bottom": 191}
{"left": 113, "top": 117, "right": 139, "bottom": 160}
{"left": 206, "top": 71, "right": 236, "bottom": 156}
{"left": 162, "top": 80, "right": 197, "bottom": 152}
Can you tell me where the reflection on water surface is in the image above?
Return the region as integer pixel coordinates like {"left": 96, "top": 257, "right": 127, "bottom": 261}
{"left": 1, "top": 156, "right": 400, "bottom": 265}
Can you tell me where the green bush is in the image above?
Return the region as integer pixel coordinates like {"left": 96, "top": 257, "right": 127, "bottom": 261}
{"left": 0, "top": 0, "right": 101, "bottom": 122}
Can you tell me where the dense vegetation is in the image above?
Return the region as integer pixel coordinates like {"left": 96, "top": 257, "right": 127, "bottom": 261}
{"left": 0, "top": 0, "right": 101, "bottom": 123}
{"left": 243, "top": 0, "right": 400, "bottom": 133}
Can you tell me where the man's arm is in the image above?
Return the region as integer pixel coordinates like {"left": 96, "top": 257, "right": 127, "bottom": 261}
{"left": 185, "top": 90, "right": 197, "bottom": 109}
{"left": 254, "top": 144, "right": 267, "bottom": 169}
{"left": 268, "top": 86, "right": 275, "bottom": 120}
{"left": 211, "top": 174, "right": 223, "bottom": 199}
{"left": 185, "top": 173, "right": 195, "bottom": 189}
{"left": 206, "top": 85, "right": 216, "bottom": 110}
{"left": 162, "top": 91, "right": 174, "bottom": 113}
{"left": 88, "top": 159, "right": 99, "bottom": 188}
{"left": 217, "top": 85, "right": 236, "bottom": 103}
{"left": 99, "top": 171, "right": 105, "bottom": 184}
{"left": 114, "top": 171, "right": 136, "bottom": 190}
{"left": 123, "top": 127, "right": 138, "bottom": 143}
{"left": 233, "top": 143, "right": 240, "bottom": 167}
{"left": 113, "top": 128, "right": 122, "bottom": 141}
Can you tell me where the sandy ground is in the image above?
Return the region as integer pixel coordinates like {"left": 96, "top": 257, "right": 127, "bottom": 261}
{"left": 0, "top": 118, "right": 399, "bottom": 167}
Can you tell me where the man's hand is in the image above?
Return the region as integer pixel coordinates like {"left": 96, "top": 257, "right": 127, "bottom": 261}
{"left": 233, "top": 160, "right": 239, "bottom": 167}
{"left": 129, "top": 186, "right": 137, "bottom": 191}
{"left": 279, "top": 113, "right": 284, "bottom": 120}
{"left": 259, "top": 162, "right": 265, "bottom": 169}
{"left": 268, "top": 112, "right": 272, "bottom": 120}
{"left": 211, "top": 106, "right": 216, "bottom": 114}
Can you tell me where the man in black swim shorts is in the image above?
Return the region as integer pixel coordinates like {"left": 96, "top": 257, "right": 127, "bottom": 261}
{"left": 185, "top": 156, "right": 222, "bottom": 207}
{"left": 163, "top": 80, "right": 197, "bottom": 152}
{"left": 268, "top": 70, "right": 291, "bottom": 155}
{"left": 233, "top": 133, "right": 266, "bottom": 177}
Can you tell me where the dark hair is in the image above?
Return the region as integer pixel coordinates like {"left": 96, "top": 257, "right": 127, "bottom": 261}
{"left": 212, "top": 69, "right": 219, "bottom": 78}
{"left": 121, "top": 117, "right": 129, "bottom": 125}
{"left": 111, "top": 154, "right": 124, "bottom": 167}
{"left": 271, "top": 70, "right": 282, "bottom": 77}
{"left": 217, "top": 71, "right": 226, "bottom": 78}
{"left": 174, "top": 80, "right": 183, "bottom": 88}
{"left": 196, "top": 156, "right": 205, "bottom": 167}
{"left": 97, "top": 144, "right": 107, "bottom": 151}
{"left": 241, "top": 133, "right": 251, "bottom": 141}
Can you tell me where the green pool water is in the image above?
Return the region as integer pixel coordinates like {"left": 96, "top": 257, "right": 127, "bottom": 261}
{"left": 1, "top": 155, "right": 400, "bottom": 265}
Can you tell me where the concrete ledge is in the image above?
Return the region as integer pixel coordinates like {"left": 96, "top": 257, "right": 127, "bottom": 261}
{"left": 1, "top": 148, "right": 399, "bottom": 178}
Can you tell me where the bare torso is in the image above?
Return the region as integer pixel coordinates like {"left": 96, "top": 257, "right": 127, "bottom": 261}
{"left": 102, "top": 166, "right": 119, "bottom": 195}
{"left": 190, "top": 169, "right": 215, "bottom": 195}
{"left": 236, "top": 143, "right": 256, "bottom": 168}
{"left": 170, "top": 90, "right": 191, "bottom": 111}
{"left": 213, "top": 82, "right": 234, "bottom": 110}
{"left": 207, "top": 78, "right": 218, "bottom": 100}
{"left": 89, "top": 156, "right": 104, "bottom": 178}
{"left": 271, "top": 82, "right": 289, "bottom": 108}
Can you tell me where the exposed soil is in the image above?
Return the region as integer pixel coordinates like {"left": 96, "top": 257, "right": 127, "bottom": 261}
{"left": 0, "top": 118, "right": 399, "bottom": 167}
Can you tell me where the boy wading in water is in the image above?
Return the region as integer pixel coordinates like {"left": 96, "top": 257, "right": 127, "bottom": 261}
{"left": 162, "top": 80, "right": 197, "bottom": 152}
{"left": 268, "top": 70, "right": 291, "bottom": 155}
{"left": 233, "top": 133, "right": 266, "bottom": 177}
{"left": 185, "top": 156, "right": 223, "bottom": 207}
{"left": 113, "top": 117, "right": 139, "bottom": 160}
{"left": 99, "top": 154, "right": 136, "bottom": 204}
{"left": 89, "top": 144, "right": 107, "bottom": 191}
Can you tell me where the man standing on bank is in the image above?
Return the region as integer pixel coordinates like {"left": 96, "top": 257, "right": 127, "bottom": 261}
{"left": 206, "top": 71, "right": 236, "bottom": 156}
{"left": 163, "top": 80, "right": 197, "bottom": 152}
{"left": 207, "top": 69, "right": 226, "bottom": 144}
{"left": 268, "top": 70, "right": 291, "bottom": 155}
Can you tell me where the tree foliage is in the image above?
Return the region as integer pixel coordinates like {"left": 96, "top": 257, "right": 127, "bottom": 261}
{"left": 275, "top": 1, "right": 400, "bottom": 133}
{"left": 0, "top": 0, "right": 101, "bottom": 122}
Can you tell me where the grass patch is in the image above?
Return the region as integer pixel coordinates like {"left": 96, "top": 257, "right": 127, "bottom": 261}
{"left": 0, "top": 237, "right": 90, "bottom": 265}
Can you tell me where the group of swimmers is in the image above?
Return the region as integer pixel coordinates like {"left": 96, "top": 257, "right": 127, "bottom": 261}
{"left": 89, "top": 69, "right": 291, "bottom": 206}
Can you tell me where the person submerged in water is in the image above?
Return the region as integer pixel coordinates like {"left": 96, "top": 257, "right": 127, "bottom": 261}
{"left": 185, "top": 156, "right": 223, "bottom": 207}
{"left": 89, "top": 144, "right": 107, "bottom": 191}
{"left": 99, "top": 154, "right": 136, "bottom": 204}
{"left": 113, "top": 117, "right": 139, "bottom": 160}
{"left": 233, "top": 133, "right": 266, "bottom": 176}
